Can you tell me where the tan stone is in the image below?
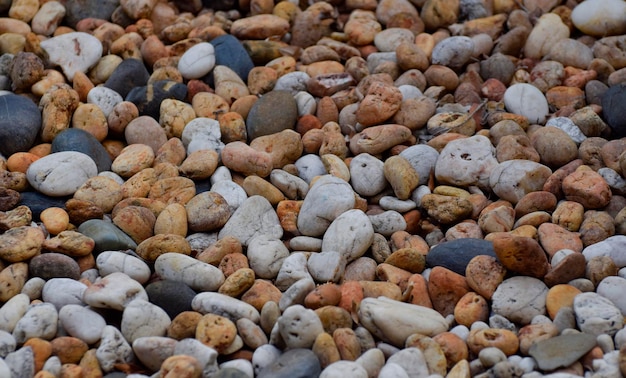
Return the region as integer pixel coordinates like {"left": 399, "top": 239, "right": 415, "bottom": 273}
{"left": 428, "top": 266, "right": 470, "bottom": 317}
{"left": 136, "top": 234, "right": 191, "bottom": 262}
{"left": 195, "top": 313, "right": 237, "bottom": 353}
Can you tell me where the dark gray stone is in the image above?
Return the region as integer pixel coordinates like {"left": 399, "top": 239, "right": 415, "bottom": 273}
{"left": 426, "top": 238, "right": 497, "bottom": 275}
{"left": 29, "top": 253, "right": 81, "bottom": 280}
{"left": 64, "top": 0, "right": 120, "bottom": 28}
{"left": 77, "top": 219, "right": 137, "bottom": 256}
{"left": 104, "top": 58, "right": 150, "bottom": 98}
{"left": 126, "top": 80, "right": 188, "bottom": 120}
{"left": 51, "top": 128, "right": 112, "bottom": 172}
{"left": 257, "top": 349, "right": 321, "bottom": 378}
{"left": 479, "top": 53, "right": 516, "bottom": 85}
{"left": 145, "top": 280, "right": 196, "bottom": 319}
{"left": 246, "top": 90, "right": 298, "bottom": 141}
{"left": 0, "top": 94, "right": 41, "bottom": 157}
{"left": 602, "top": 83, "right": 626, "bottom": 138}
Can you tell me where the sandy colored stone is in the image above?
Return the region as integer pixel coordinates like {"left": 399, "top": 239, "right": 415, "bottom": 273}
{"left": 195, "top": 313, "right": 237, "bottom": 353}
{"left": 50, "top": 336, "right": 89, "bottom": 364}
{"left": 136, "top": 234, "right": 191, "bottom": 262}
{"left": 168, "top": 311, "right": 203, "bottom": 340}
{"left": 467, "top": 328, "right": 519, "bottom": 356}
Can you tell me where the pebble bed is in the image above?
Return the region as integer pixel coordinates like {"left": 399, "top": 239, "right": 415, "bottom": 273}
{"left": 1, "top": 0, "right": 626, "bottom": 377}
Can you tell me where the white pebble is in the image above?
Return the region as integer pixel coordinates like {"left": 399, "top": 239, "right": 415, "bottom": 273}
{"left": 178, "top": 42, "right": 216, "bottom": 79}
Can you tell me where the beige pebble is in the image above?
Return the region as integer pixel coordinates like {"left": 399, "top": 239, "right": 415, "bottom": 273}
{"left": 136, "top": 234, "right": 191, "bottom": 262}
{"left": 112, "top": 144, "right": 155, "bottom": 178}
{"left": 249, "top": 129, "right": 304, "bottom": 169}
{"left": 467, "top": 328, "right": 519, "bottom": 356}
{"left": 219, "top": 268, "right": 255, "bottom": 297}
{"left": 71, "top": 103, "right": 108, "bottom": 142}
{"left": 73, "top": 176, "right": 124, "bottom": 214}
{"left": 42, "top": 230, "right": 95, "bottom": 257}
{"left": 179, "top": 149, "right": 219, "bottom": 180}
{"left": 0, "top": 262, "right": 29, "bottom": 301}
{"left": 148, "top": 176, "right": 196, "bottom": 205}
{"left": 221, "top": 141, "right": 273, "bottom": 177}
{"left": 154, "top": 202, "right": 187, "bottom": 237}
{"left": 39, "top": 207, "right": 69, "bottom": 235}
{"left": 242, "top": 176, "right": 285, "bottom": 206}
{"left": 192, "top": 92, "right": 230, "bottom": 119}
{"left": 159, "top": 355, "right": 202, "bottom": 378}
{"left": 0, "top": 226, "right": 45, "bottom": 263}
{"left": 113, "top": 205, "right": 156, "bottom": 244}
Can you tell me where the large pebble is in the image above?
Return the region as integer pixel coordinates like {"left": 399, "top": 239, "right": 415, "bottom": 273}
{"left": 40, "top": 32, "right": 102, "bottom": 80}
{"left": 246, "top": 90, "right": 298, "bottom": 141}
{"left": 503, "top": 83, "right": 549, "bottom": 124}
{"left": 78, "top": 219, "right": 138, "bottom": 255}
{"left": 426, "top": 238, "right": 497, "bottom": 275}
{"left": 26, "top": 151, "right": 97, "bottom": 196}
{"left": 321, "top": 209, "right": 374, "bottom": 263}
{"left": 155, "top": 252, "right": 225, "bottom": 292}
{"left": 97, "top": 326, "right": 134, "bottom": 373}
{"left": 211, "top": 34, "right": 254, "bottom": 85}
{"left": 349, "top": 153, "right": 386, "bottom": 197}
{"left": 583, "top": 235, "right": 626, "bottom": 267}
{"left": 277, "top": 305, "right": 324, "bottom": 349}
{"left": 435, "top": 135, "right": 498, "bottom": 190}
{"left": 489, "top": 160, "right": 552, "bottom": 204}
{"left": 431, "top": 36, "right": 474, "bottom": 69}
{"left": 358, "top": 297, "right": 448, "bottom": 347}
{"left": 58, "top": 304, "right": 106, "bottom": 345}
{"left": 12, "top": 302, "right": 57, "bottom": 343}
{"left": 96, "top": 251, "right": 151, "bottom": 284}
{"left": 528, "top": 332, "right": 597, "bottom": 371}
{"left": 0, "top": 294, "right": 29, "bottom": 333}
{"left": 574, "top": 292, "right": 624, "bottom": 336}
{"left": 246, "top": 235, "right": 289, "bottom": 279}
{"left": 51, "top": 128, "right": 112, "bottom": 172}
{"left": 41, "top": 278, "right": 86, "bottom": 310}
{"left": 491, "top": 276, "right": 548, "bottom": 325}
{"left": 82, "top": 272, "right": 148, "bottom": 311}
{"left": 523, "top": 13, "right": 569, "bottom": 61}
{"left": 132, "top": 336, "right": 178, "bottom": 373}
{"left": 218, "top": 195, "right": 283, "bottom": 246}
{"left": 0, "top": 94, "right": 41, "bottom": 156}
{"left": 297, "top": 175, "right": 356, "bottom": 237}
{"left": 104, "top": 58, "right": 150, "bottom": 98}
{"left": 122, "top": 299, "right": 171, "bottom": 343}
{"left": 571, "top": 0, "right": 626, "bottom": 37}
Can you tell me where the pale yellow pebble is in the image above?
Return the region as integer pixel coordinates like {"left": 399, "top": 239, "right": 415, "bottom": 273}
{"left": 433, "top": 185, "right": 471, "bottom": 198}
{"left": 40, "top": 207, "right": 70, "bottom": 235}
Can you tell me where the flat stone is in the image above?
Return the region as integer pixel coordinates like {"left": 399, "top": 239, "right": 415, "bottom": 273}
{"left": 77, "top": 219, "right": 138, "bottom": 256}
{"left": 529, "top": 333, "right": 597, "bottom": 371}
{"left": 218, "top": 195, "right": 283, "bottom": 246}
{"left": 426, "top": 238, "right": 497, "bottom": 275}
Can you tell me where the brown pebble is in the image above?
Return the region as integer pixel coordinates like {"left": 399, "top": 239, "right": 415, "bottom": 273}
{"left": 428, "top": 266, "right": 471, "bottom": 317}
{"left": 241, "top": 279, "right": 282, "bottom": 312}
{"left": 467, "top": 328, "right": 519, "bottom": 356}
{"left": 518, "top": 323, "right": 559, "bottom": 355}
{"left": 160, "top": 355, "right": 202, "bottom": 378}
{"left": 218, "top": 268, "right": 255, "bottom": 297}
{"left": 313, "top": 332, "right": 341, "bottom": 369}
{"left": 537, "top": 222, "right": 583, "bottom": 257}
{"left": 545, "top": 284, "right": 582, "bottom": 319}
{"left": 586, "top": 255, "right": 618, "bottom": 287}
{"left": 316, "top": 306, "right": 353, "bottom": 335}
{"left": 492, "top": 235, "right": 549, "bottom": 278}
{"left": 50, "top": 336, "right": 88, "bottom": 364}
{"left": 168, "top": 311, "right": 202, "bottom": 340}
{"left": 305, "top": 283, "right": 342, "bottom": 309}
{"left": 562, "top": 166, "right": 612, "bottom": 209}
{"left": 195, "top": 313, "right": 237, "bottom": 353}
{"left": 543, "top": 252, "right": 587, "bottom": 287}
{"left": 433, "top": 332, "right": 469, "bottom": 369}
{"left": 23, "top": 338, "right": 52, "bottom": 372}
{"left": 219, "top": 253, "right": 250, "bottom": 277}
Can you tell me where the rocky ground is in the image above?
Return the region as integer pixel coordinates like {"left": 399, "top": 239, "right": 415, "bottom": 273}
{"left": 1, "top": 0, "right": 626, "bottom": 377}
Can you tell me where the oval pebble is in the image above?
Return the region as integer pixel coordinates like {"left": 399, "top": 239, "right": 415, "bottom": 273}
{"left": 503, "top": 83, "right": 549, "bottom": 124}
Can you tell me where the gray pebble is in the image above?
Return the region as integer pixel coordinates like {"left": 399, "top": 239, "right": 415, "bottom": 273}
{"left": 368, "top": 210, "right": 407, "bottom": 236}
{"left": 399, "top": 144, "right": 439, "bottom": 186}
{"left": 219, "top": 359, "right": 254, "bottom": 378}
{"left": 0, "top": 330, "right": 15, "bottom": 358}
{"left": 349, "top": 153, "right": 386, "bottom": 196}
{"left": 181, "top": 117, "right": 225, "bottom": 155}
{"left": 378, "top": 196, "right": 416, "bottom": 212}
{"left": 132, "top": 336, "right": 178, "bottom": 372}
{"left": 192, "top": 292, "right": 260, "bottom": 323}
{"left": 274, "top": 71, "right": 311, "bottom": 94}
{"left": 59, "top": 304, "right": 107, "bottom": 345}
{"left": 546, "top": 117, "right": 586, "bottom": 144}
{"left": 87, "top": 86, "right": 123, "bottom": 117}
{"left": 26, "top": 151, "right": 98, "bottom": 196}
{"left": 41, "top": 277, "right": 87, "bottom": 311}
{"left": 288, "top": 236, "right": 322, "bottom": 252}
{"left": 270, "top": 169, "right": 309, "bottom": 200}
{"left": 307, "top": 251, "right": 346, "bottom": 283}
{"left": 211, "top": 180, "right": 248, "bottom": 211}
{"left": 431, "top": 36, "right": 475, "bottom": 68}
{"left": 574, "top": 292, "right": 624, "bottom": 336}
{"left": 322, "top": 209, "right": 374, "bottom": 262}
{"left": 20, "top": 277, "right": 45, "bottom": 301}
{"left": 97, "top": 326, "right": 134, "bottom": 373}
{"left": 218, "top": 195, "right": 283, "bottom": 247}
{"left": 97, "top": 250, "right": 152, "bottom": 284}
{"left": 155, "top": 252, "right": 225, "bottom": 292}
{"left": 275, "top": 252, "right": 313, "bottom": 291}
{"left": 121, "top": 299, "right": 171, "bottom": 343}
{"left": 5, "top": 345, "right": 35, "bottom": 378}
{"left": 491, "top": 276, "right": 548, "bottom": 325}
{"left": 321, "top": 360, "right": 369, "bottom": 378}
{"left": 278, "top": 305, "right": 324, "bottom": 349}
{"left": 12, "top": 303, "right": 58, "bottom": 344}
{"left": 247, "top": 235, "right": 289, "bottom": 279}
{"left": 252, "top": 344, "right": 282, "bottom": 376}
{"left": 294, "top": 91, "right": 317, "bottom": 116}
{"left": 279, "top": 278, "right": 316, "bottom": 311}
{"left": 0, "top": 294, "right": 29, "bottom": 333}
{"left": 295, "top": 154, "right": 327, "bottom": 184}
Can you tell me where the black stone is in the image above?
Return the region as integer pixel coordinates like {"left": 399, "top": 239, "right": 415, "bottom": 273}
{"left": 64, "top": 0, "right": 120, "bottom": 29}
{"left": 126, "top": 80, "right": 188, "bottom": 120}
{"left": 207, "top": 35, "right": 255, "bottom": 86}
{"left": 51, "top": 128, "right": 112, "bottom": 172}
{"left": 602, "top": 83, "right": 626, "bottom": 138}
{"left": 29, "top": 253, "right": 81, "bottom": 280}
{"left": 202, "top": 0, "right": 236, "bottom": 11}
{"left": 104, "top": 58, "right": 150, "bottom": 98}
{"left": 18, "top": 191, "right": 69, "bottom": 221}
{"left": 145, "top": 280, "right": 196, "bottom": 319}
{"left": 426, "top": 238, "right": 497, "bottom": 276}
{"left": 246, "top": 90, "right": 298, "bottom": 141}
{"left": 257, "top": 349, "right": 321, "bottom": 378}
{"left": 0, "top": 94, "right": 41, "bottom": 156}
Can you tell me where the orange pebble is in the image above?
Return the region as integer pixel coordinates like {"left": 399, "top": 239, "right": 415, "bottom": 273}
{"left": 40, "top": 207, "right": 70, "bottom": 235}
{"left": 29, "top": 143, "right": 52, "bottom": 157}
{"left": 6, "top": 152, "right": 40, "bottom": 173}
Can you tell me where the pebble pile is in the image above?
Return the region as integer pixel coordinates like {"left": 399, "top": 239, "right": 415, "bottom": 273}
{"left": 1, "top": 0, "right": 626, "bottom": 377}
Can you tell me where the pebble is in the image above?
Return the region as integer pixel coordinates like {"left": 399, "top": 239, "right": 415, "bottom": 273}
{"left": 503, "top": 83, "right": 550, "bottom": 124}
{"left": 257, "top": 348, "right": 321, "bottom": 378}
{"left": 39, "top": 32, "right": 102, "bottom": 81}
{"left": 26, "top": 151, "right": 97, "bottom": 196}
{"left": 571, "top": 0, "right": 626, "bottom": 37}
{"left": 51, "top": 128, "right": 112, "bottom": 173}
{"left": 0, "top": 94, "right": 41, "bottom": 156}
{"left": 246, "top": 90, "right": 298, "bottom": 141}
{"left": 82, "top": 271, "right": 148, "bottom": 311}
{"left": 574, "top": 292, "right": 624, "bottom": 336}
{"left": 435, "top": 135, "right": 498, "bottom": 190}
{"left": 358, "top": 296, "right": 448, "bottom": 347}
{"left": 58, "top": 304, "right": 106, "bottom": 345}
{"left": 41, "top": 277, "right": 87, "bottom": 310}
{"left": 491, "top": 276, "right": 548, "bottom": 325}
{"left": 529, "top": 332, "right": 597, "bottom": 371}
{"left": 12, "top": 302, "right": 58, "bottom": 344}
{"left": 178, "top": 42, "right": 216, "bottom": 80}
{"left": 146, "top": 280, "right": 196, "bottom": 319}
